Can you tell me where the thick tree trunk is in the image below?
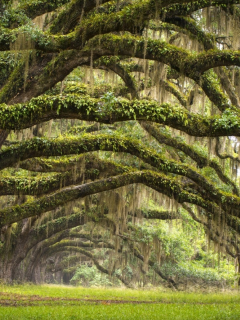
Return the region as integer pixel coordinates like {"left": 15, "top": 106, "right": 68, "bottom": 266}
{"left": 0, "top": 259, "right": 14, "bottom": 283}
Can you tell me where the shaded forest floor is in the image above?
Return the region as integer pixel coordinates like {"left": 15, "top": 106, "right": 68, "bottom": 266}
{"left": 0, "top": 284, "right": 240, "bottom": 319}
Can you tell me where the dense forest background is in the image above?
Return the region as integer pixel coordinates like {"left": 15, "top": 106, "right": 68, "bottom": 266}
{"left": 0, "top": 0, "right": 240, "bottom": 290}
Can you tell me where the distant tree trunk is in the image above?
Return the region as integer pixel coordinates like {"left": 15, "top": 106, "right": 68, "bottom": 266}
{"left": 0, "top": 130, "right": 8, "bottom": 149}
{"left": 237, "top": 254, "right": 240, "bottom": 287}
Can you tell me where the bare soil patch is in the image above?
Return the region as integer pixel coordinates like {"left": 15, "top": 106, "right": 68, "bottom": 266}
{"left": 0, "top": 292, "right": 160, "bottom": 307}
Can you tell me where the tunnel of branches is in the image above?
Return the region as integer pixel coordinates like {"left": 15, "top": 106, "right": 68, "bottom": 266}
{"left": 0, "top": 0, "right": 240, "bottom": 289}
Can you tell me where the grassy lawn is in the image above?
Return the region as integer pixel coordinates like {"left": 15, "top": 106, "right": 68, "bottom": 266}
{"left": 0, "top": 284, "right": 240, "bottom": 319}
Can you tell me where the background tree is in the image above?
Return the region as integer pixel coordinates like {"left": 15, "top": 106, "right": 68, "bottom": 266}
{"left": 0, "top": 0, "right": 240, "bottom": 288}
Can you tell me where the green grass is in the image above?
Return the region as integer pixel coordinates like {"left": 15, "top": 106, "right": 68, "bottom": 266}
{"left": 2, "top": 304, "right": 240, "bottom": 320}
{"left": 1, "top": 284, "right": 240, "bottom": 319}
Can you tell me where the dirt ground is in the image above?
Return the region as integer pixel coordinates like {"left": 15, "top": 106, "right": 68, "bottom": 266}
{"left": 0, "top": 292, "right": 162, "bottom": 307}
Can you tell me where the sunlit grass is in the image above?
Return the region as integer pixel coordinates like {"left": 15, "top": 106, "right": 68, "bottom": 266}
{"left": 1, "top": 284, "right": 239, "bottom": 303}
{"left": 1, "top": 304, "right": 240, "bottom": 320}
{"left": 1, "top": 284, "right": 240, "bottom": 319}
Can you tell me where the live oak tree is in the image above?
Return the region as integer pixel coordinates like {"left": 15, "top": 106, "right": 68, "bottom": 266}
{"left": 1, "top": 0, "right": 240, "bottom": 287}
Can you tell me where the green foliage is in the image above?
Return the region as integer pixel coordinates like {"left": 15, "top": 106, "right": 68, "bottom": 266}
{"left": 161, "top": 261, "right": 234, "bottom": 285}
{"left": 70, "top": 265, "right": 113, "bottom": 287}
{"left": 100, "top": 91, "right": 119, "bottom": 113}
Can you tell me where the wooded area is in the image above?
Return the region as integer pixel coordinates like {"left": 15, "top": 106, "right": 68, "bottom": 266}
{"left": 0, "top": 0, "right": 240, "bottom": 289}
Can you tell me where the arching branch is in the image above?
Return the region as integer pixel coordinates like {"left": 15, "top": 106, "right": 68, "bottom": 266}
{"left": 0, "top": 169, "right": 224, "bottom": 227}
{"left": 141, "top": 122, "right": 239, "bottom": 195}
{"left": 1, "top": 95, "right": 240, "bottom": 137}
{"left": 1, "top": 133, "right": 240, "bottom": 211}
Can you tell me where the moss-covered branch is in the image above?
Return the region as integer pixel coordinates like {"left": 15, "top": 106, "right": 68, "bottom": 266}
{"left": 48, "top": 239, "right": 110, "bottom": 251}
{"left": 18, "top": 153, "right": 124, "bottom": 173}
{"left": 0, "top": 133, "right": 237, "bottom": 202}
{"left": 162, "top": 0, "right": 239, "bottom": 18}
{"left": 182, "top": 204, "right": 236, "bottom": 258}
{"left": 0, "top": 156, "right": 130, "bottom": 196}
{"left": 2, "top": 0, "right": 238, "bottom": 53}
{"left": 1, "top": 94, "right": 240, "bottom": 136}
{"left": 96, "top": 58, "right": 139, "bottom": 99}
{"left": 86, "top": 34, "right": 237, "bottom": 110}
{"left": 28, "top": 214, "right": 86, "bottom": 250}
{"left": 49, "top": 0, "right": 111, "bottom": 34}
{"left": 13, "top": 0, "right": 71, "bottom": 21}
{"left": 102, "top": 58, "right": 188, "bottom": 106}
{"left": 165, "top": 16, "right": 239, "bottom": 107}
{"left": 0, "top": 169, "right": 222, "bottom": 227}
{"left": 141, "top": 122, "right": 239, "bottom": 195}
{"left": 215, "top": 137, "right": 240, "bottom": 164}
{"left": 1, "top": 133, "right": 240, "bottom": 214}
